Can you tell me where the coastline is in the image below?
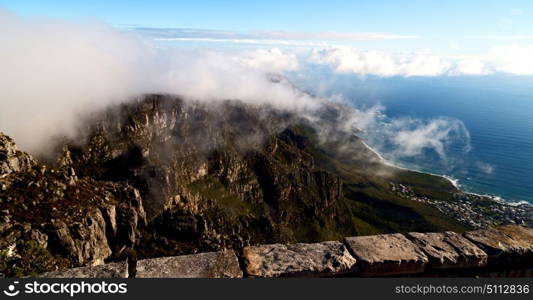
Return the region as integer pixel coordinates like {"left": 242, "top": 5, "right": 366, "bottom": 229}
{"left": 360, "top": 139, "right": 463, "bottom": 189}
{"left": 359, "top": 139, "right": 533, "bottom": 215}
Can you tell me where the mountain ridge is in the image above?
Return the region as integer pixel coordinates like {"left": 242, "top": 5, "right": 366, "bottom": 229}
{"left": 1, "top": 94, "right": 529, "bottom": 277}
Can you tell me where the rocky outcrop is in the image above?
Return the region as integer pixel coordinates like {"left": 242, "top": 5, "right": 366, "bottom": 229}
{"left": 0, "top": 132, "right": 35, "bottom": 175}
{"left": 0, "top": 169, "right": 146, "bottom": 270}
{"left": 344, "top": 233, "right": 428, "bottom": 276}
{"left": 58, "top": 96, "right": 360, "bottom": 258}
{"left": 407, "top": 232, "right": 487, "bottom": 269}
{"left": 243, "top": 241, "right": 356, "bottom": 277}
{"left": 0, "top": 133, "right": 146, "bottom": 275}
{"left": 135, "top": 250, "right": 242, "bottom": 278}
{"left": 47, "top": 210, "right": 111, "bottom": 266}
{"left": 99, "top": 184, "right": 146, "bottom": 259}
{"left": 40, "top": 262, "right": 128, "bottom": 278}
{"left": 464, "top": 225, "right": 533, "bottom": 266}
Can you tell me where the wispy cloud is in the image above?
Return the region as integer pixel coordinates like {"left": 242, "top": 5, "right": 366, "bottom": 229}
{"left": 250, "top": 30, "right": 419, "bottom": 41}
{"left": 389, "top": 118, "right": 471, "bottom": 159}
{"left": 469, "top": 35, "right": 533, "bottom": 41}
{"left": 477, "top": 161, "right": 495, "bottom": 175}
{"left": 152, "top": 38, "right": 330, "bottom": 47}
{"left": 335, "top": 105, "right": 472, "bottom": 162}
{"left": 130, "top": 27, "right": 419, "bottom": 42}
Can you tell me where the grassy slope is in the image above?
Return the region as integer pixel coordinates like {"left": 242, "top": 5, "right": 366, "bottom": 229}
{"left": 292, "top": 124, "right": 468, "bottom": 235}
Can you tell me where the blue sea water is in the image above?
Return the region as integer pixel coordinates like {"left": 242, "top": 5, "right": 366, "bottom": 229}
{"left": 292, "top": 73, "right": 533, "bottom": 204}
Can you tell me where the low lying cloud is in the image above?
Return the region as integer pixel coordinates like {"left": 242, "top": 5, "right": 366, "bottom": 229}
{"left": 310, "top": 47, "right": 451, "bottom": 77}
{"left": 487, "top": 44, "right": 533, "bottom": 75}
{"left": 451, "top": 58, "right": 491, "bottom": 75}
{"left": 388, "top": 118, "right": 471, "bottom": 159}
{"left": 309, "top": 45, "right": 533, "bottom": 76}
{"left": 0, "top": 10, "right": 312, "bottom": 154}
{"left": 477, "top": 161, "right": 495, "bottom": 175}
{"left": 348, "top": 106, "right": 472, "bottom": 162}
{"left": 234, "top": 48, "right": 300, "bottom": 72}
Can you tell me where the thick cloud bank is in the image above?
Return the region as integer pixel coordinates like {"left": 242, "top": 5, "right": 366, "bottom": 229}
{"left": 0, "top": 11, "right": 311, "bottom": 154}
{"left": 0, "top": 10, "right": 477, "bottom": 166}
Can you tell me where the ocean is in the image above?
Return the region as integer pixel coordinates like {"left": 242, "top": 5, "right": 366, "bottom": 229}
{"left": 292, "top": 73, "right": 533, "bottom": 204}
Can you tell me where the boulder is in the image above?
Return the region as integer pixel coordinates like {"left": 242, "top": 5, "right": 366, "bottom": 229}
{"left": 407, "top": 231, "right": 487, "bottom": 269}
{"left": 0, "top": 132, "right": 35, "bottom": 175}
{"left": 344, "top": 233, "right": 428, "bottom": 276}
{"left": 135, "top": 250, "right": 242, "bottom": 278}
{"left": 100, "top": 183, "right": 147, "bottom": 258}
{"left": 40, "top": 261, "right": 128, "bottom": 278}
{"left": 47, "top": 210, "right": 111, "bottom": 266}
{"left": 243, "top": 241, "right": 356, "bottom": 277}
{"left": 464, "top": 225, "right": 533, "bottom": 266}
{"left": 0, "top": 139, "right": 146, "bottom": 270}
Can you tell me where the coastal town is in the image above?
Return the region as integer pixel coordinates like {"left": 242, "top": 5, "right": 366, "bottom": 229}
{"left": 391, "top": 182, "right": 533, "bottom": 229}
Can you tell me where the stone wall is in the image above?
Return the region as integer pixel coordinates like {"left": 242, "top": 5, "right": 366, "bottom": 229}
{"left": 40, "top": 225, "right": 533, "bottom": 278}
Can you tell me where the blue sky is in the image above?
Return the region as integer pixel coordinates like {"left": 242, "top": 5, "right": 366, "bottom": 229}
{"left": 2, "top": 0, "right": 533, "bottom": 77}
{"left": 0, "top": 0, "right": 529, "bottom": 32}
{"left": 2, "top": 0, "right": 533, "bottom": 52}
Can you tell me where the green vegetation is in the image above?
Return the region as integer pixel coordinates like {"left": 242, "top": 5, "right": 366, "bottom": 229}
{"left": 0, "top": 240, "right": 65, "bottom": 277}
{"left": 289, "top": 123, "right": 468, "bottom": 235}
{"left": 182, "top": 122, "right": 469, "bottom": 243}
{"left": 188, "top": 176, "right": 254, "bottom": 217}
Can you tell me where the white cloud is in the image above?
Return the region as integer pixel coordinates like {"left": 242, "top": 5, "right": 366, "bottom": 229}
{"left": 309, "top": 44, "right": 533, "bottom": 77}
{"left": 310, "top": 46, "right": 451, "bottom": 77}
{"left": 310, "top": 47, "right": 396, "bottom": 76}
{"left": 477, "top": 161, "right": 495, "bottom": 175}
{"left": 451, "top": 59, "right": 492, "bottom": 75}
{"left": 322, "top": 103, "right": 472, "bottom": 162}
{"left": 356, "top": 115, "right": 471, "bottom": 162}
{"left": 487, "top": 44, "right": 533, "bottom": 75}
{"left": 3, "top": 9, "right": 533, "bottom": 162}
{"left": 233, "top": 48, "right": 300, "bottom": 72}
{"left": 0, "top": 10, "right": 315, "bottom": 155}
{"left": 395, "top": 53, "right": 452, "bottom": 76}
{"left": 390, "top": 119, "right": 467, "bottom": 158}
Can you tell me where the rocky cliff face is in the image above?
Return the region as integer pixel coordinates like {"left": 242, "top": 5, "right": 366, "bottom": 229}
{"left": 0, "top": 133, "right": 146, "bottom": 276}
{"left": 0, "top": 134, "right": 35, "bottom": 174}
{"left": 1, "top": 94, "right": 510, "bottom": 277}
{"left": 56, "top": 95, "right": 357, "bottom": 258}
